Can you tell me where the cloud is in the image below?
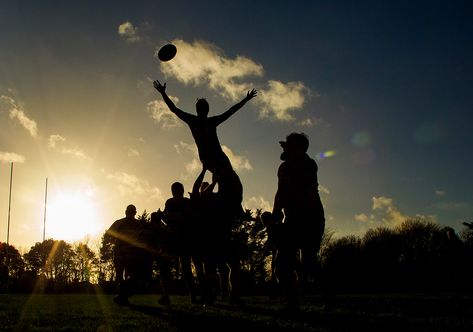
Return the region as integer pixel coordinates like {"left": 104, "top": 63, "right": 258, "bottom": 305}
{"left": 1, "top": 95, "right": 39, "bottom": 138}
{"left": 48, "top": 134, "right": 88, "bottom": 160}
{"left": 147, "top": 98, "right": 183, "bottom": 128}
{"left": 185, "top": 158, "right": 202, "bottom": 174}
{"left": 435, "top": 190, "right": 446, "bottom": 196}
{"left": 48, "top": 134, "right": 66, "bottom": 148}
{"left": 354, "top": 213, "right": 370, "bottom": 223}
{"left": 372, "top": 196, "right": 407, "bottom": 226}
{"left": 173, "top": 142, "right": 201, "bottom": 174}
{"left": 222, "top": 145, "right": 252, "bottom": 171}
{"left": 243, "top": 196, "right": 272, "bottom": 212}
{"left": 319, "top": 185, "right": 330, "bottom": 195}
{"left": 372, "top": 196, "right": 393, "bottom": 210}
{"left": 127, "top": 149, "right": 140, "bottom": 157}
{"left": 318, "top": 184, "right": 330, "bottom": 206}
{"left": 159, "top": 39, "right": 264, "bottom": 101}
{"left": 298, "top": 116, "right": 325, "bottom": 128}
{"left": 174, "top": 141, "right": 198, "bottom": 157}
{"left": 0, "top": 151, "right": 25, "bottom": 163}
{"left": 106, "top": 171, "right": 162, "bottom": 200}
{"left": 0, "top": 95, "right": 15, "bottom": 112}
{"left": 118, "top": 21, "right": 141, "bottom": 42}
{"left": 157, "top": 39, "right": 314, "bottom": 122}
{"left": 298, "top": 118, "right": 314, "bottom": 127}
{"left": 355, "top": 196, "right": 410, "bottom": 227}
{"left": 173, "top": 141, "right": 252, "bottom": 174}
{"left": 258, "top": 80, "right": 309, "bottom": 121}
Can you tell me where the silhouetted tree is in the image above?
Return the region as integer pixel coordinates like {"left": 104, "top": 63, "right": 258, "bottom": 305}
{"left": 460, "top": 221, "right": 473, "bottom": 287}
{"left": 98, "top": 232, "right": 115, "bottom": 283}
{"left": 395, "top": 217, "right": 444, "bottom": 290}
{"left": 361, "top": 227, "right": 402, "bottom": 290}
{"left": 23, "top": 239, "right": 75, "bottom": 291}
{"left": 236, "top": 209, "right": 270, "bottom": 291}
{"left": 321, "top": 235, "right": 363, "bottom": 292}
{"left": 72, "top": 242, "right": 98, "bottom": 283}
{"left": 460, "top": 221, "right": 473, "bottom": 244}
{"left": 0, "top": 242, "right": 25, "bottom": 291}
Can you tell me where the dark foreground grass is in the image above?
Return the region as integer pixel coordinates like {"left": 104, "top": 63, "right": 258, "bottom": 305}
{"left": 0, "top": 292, "right": 472, "bottom": 331}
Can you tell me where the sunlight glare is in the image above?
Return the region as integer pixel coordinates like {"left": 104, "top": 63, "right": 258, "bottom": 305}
{"left": 46, "top": 190, "right": 101, "bottom": 242}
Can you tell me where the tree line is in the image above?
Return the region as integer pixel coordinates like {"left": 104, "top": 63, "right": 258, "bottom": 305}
{"left": 1, "top": 211, "right": 473, "bottom": 294}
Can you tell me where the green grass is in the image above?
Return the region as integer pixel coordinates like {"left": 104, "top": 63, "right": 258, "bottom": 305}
{"left": 0, "top": 293, "right": 472, "bottom": 331}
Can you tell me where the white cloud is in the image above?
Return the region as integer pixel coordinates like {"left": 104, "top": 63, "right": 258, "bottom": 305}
{"left": 128, "top": 149, "right": 140, "bottom": 157}
{"left": 157, "top": 39, "right": 314, "bottom": 123}
{"left": 297, "top": 116, "right": 323, "bottom": 127}
{"left": 118, "top": 21, "right": 141, "bottom": 42}
{"left": 48, "top": 134, "right": 66, "bottom": 148}
{"left": 174, "top": 141, "right": 252, "bottom": 174}
{"left": 48, "top": 134, "right": 88, "bottom": 160}
{"left": 222, "top": 145, "right": 252, "bottom": 171}
{"left": 0, "top": 151, "right": 25, "bottom": 163}
{"left": 298, "top": 118, "right": 314, "bottom": 127}
{"left": 156, "top": 39, "right": 317, "bottom": 123}
{"left": 0, "top": 95, "right": 16, "bottom": 112}
{"left": 319, "top": 184, "right": 330, "bottom": 195}
{"left": 174, "top": 141, "right": 197, "bottom": 156}
{"left": 318, "top": 184, "right": 330, "bottom": 206}
{"left": 354, "top": 213, "right": 369, "bottom": 223}
{"left": 355, "top": 196, "right": 410, "bottom": 227}
{"left": 258, "top": 80, "right": 309, "bottom": 121}
{"left": 159, "top": 39, "right": 264, "bottom": 101}
{"left": 106, "top": 171, "right": 162, "bottom": 201}
{"left": 371, "top": 196, "right": 407, "bottom": 226}
{"left": 372, "top": 196, "right": 393, "bottom": 210}
{"left": 1, "top": 95, "right": 39, "bottom": 138}
{"left": 147, "top": 98, "right": 183, "bottom": 128}
{"left": 243, "top": 196, "right": 272, "bottom": 212}
{"left": 9, "top": 109, "right": 39, "bottom": 138}
{"left": 185, "top": 158, "right": 202, "bottom": 174}
{"left": 172, "top": 141, "right": 200, "bottom": 175}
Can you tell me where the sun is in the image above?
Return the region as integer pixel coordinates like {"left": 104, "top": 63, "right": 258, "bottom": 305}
{"left": 46, "top": 190, "right": 102, "bottom": 243}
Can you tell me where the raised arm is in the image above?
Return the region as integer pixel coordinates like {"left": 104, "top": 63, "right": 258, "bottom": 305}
{"left": 192, "top": 167, "right": 207, "bottom": 197}
{"left": 153, "top": 80, "right": 192, "bottom": 122}
{"left": 214, "top": 89, "right": 257, "bottom": 125}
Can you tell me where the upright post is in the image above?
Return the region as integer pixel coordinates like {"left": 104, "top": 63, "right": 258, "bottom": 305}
{"left": 43, "top": 177, "right": 48, "bottom": 242}
{"left": 6, "top": 162, "right": 13, "bottom": 246}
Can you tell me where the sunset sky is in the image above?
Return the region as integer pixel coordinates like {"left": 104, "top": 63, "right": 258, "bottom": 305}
{"left": 1, "top": 1, "right": 472, "bottom": 251}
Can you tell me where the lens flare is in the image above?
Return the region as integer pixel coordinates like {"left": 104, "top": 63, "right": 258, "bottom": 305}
{"left": 316, "top": 150, "right": 336, "bottom": 160}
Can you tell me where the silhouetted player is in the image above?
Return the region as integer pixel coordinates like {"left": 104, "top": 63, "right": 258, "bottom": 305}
{"left": 153, "top": 80, "right": 257, "bottom": 173}
{"left": 163, "top": 181, "right": 199, "bottom": 303}
{"left": 107, "top": 204, "right": 149, "bottom": 306}
{"left": 272, "top": 133, "right": 325, "bottom": 310}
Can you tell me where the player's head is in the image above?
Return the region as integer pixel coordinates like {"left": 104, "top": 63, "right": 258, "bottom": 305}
{"left": 196, "top": 98, "right": 209, "bottom": 118}
{"left": 279, "top": 132, "right": 309, "bottom": 160}
{"left": 125, "top": 204, "right": 137, "bottom": 218}
{"left": 171, "top": 182, "right": 185, "bottom": 198}
{"left": 261, "top": 211, "right": 272, "bottom": 227}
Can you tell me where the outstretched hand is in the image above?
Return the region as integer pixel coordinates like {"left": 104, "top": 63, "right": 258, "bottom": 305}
{"left": 153, "top": 80, "right": 166, "bottom": 94}
{"left": 246, "top": 88, "right": 257, "bottom": 101}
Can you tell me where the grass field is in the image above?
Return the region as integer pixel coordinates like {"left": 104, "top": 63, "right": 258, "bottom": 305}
{"left": 0, "top": 292, "right": 472, "bottom": 331}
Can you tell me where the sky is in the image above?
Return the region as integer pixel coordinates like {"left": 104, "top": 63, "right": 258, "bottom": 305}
{"left": 1, "top": 0, "right": 472, "bottom": 251}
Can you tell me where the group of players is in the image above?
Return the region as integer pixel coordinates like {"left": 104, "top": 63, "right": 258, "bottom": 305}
{"left": 106, "top": 80, "right": 325, "bottom": 310}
